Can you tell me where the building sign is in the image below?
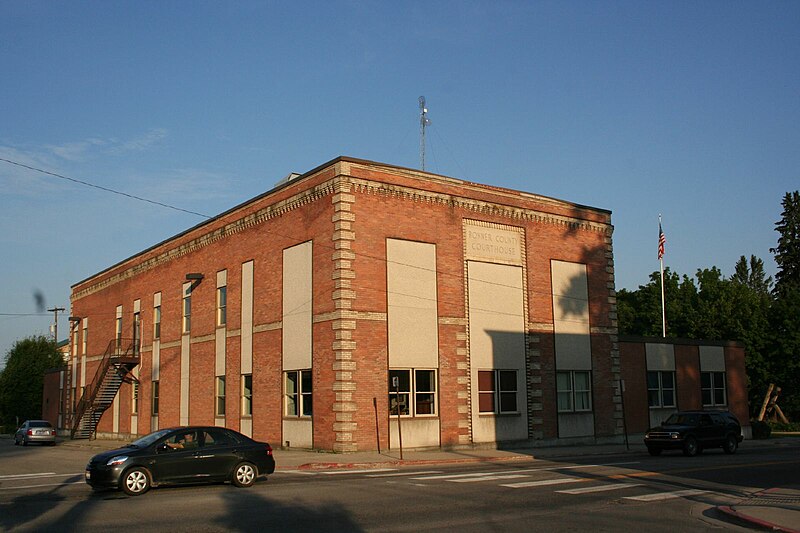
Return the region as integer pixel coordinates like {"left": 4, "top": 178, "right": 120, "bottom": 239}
{"left": 464, "top": 221, "right": 523, "bottom": 265}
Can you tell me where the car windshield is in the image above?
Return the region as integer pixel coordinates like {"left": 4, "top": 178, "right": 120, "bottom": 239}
{"left": 127, "top": 429, "right": 174, "bottom": 448}
{"left": 30, "top": 421, "right": 52, "bottom": 428}
{"left": 664, "top": 413, "right": 698, "bottom": 425}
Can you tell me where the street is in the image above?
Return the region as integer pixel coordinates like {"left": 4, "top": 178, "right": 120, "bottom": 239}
{"left": 1, "top": 438, "right": 799, "bottom": 532}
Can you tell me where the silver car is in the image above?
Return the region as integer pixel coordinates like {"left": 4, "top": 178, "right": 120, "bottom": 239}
{"left": 14, "top": 420, "right": 56, "bottom": 446}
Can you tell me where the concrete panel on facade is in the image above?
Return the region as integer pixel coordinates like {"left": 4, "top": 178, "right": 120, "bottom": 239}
{"left": 467, "top": 261, "right": 527, "bottom": 443}
{"left": 551, "top": 260, "right": 591, "bottom": 370}
{"left": 283, "top": 242, "right": 312, "bottom": 370}
{"left": 180, "top": 334, "right": 190, "bottom": 425}
{"left": 387, "top": 239, "right": 438, "bottom": 368}
{"left": 283, "top": 418, "right": 313, "bottom": 448}
{"left": 241, "top": 261, "right": 254, "bottom": 374}
{"left": 699, "top": 345, "right": 725, "bottom": 371}
{"left": 558, "top": 412, "right": 594, "bottom": 438}
{"left": 240, "top": 417, "right": 252, "bottom": 438}
{"left": 646, "top": 343, "right": 675, "bottom": 370}
{"left": 389, "top": 417, "right": 440, "bottom": 448}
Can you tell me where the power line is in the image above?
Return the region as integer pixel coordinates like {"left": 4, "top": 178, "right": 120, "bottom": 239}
{"left": 0, "top": 157, "right": 212, "bottom": 219}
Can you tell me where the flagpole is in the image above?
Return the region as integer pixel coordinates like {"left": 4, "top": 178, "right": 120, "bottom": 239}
{"left": 659, "top": 215, "right": 666, "bottom": 337}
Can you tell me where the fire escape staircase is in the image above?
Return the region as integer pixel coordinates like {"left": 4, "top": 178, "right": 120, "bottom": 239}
{"left": 70, "top": 338, "right": 139, "bottom": 440}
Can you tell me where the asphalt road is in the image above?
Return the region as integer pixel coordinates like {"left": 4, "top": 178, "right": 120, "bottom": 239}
{"left": 1, "top": 439, "right": 799, "bottom": 532}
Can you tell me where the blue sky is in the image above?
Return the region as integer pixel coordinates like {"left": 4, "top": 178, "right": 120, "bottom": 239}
{"left": 2, "top": 1, "right": 799, "bottom": 362}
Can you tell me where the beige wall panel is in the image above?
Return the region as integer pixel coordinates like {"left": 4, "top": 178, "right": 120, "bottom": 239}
{"left": 387, "top": 239, "right": 439, "bottom": 368}
{"left": 558, "top": 413, "right": 594, "bottom": 438}
{"left": 283, "top": 418, "right": 313, "bottom": 448}
{"left": 389, "top": 418, "right": 440, "bottom": 448}
{"left": 241, "top": 261, "right": 254, "bottom": 375}
{"left": 215, "top": 330, "right": 226, "bottom": 377}
{"left": 240, "top": 417, "right": 252, "bottom": 438}
{"left": 646, "top": 343, "right": 676, "bottom": 371}
{"left": 180, "top": 334, "right": 190, "bottom": 425}
{"left": 551, "top": 260, "right": 591, "bottom": 370}
{"left": 699, "top": 345, "right": 726, "bottom": 371}
{"left": 283, "top": 242, "right": 313, "bottom": 370}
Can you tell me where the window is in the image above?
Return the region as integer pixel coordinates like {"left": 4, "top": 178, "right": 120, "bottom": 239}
{"left": 242, "top": 374, "right": 253, "bottom": 416}
{"left": 387, "top": 369, "right": 438, "bottom": 417}
{"left": 217, "top": 286, "right": 227, "bottom": 327}
{"left": 82, "top": 322, "right": 88, "bottom": 355}
{"left": 478, "top": 370, "right": 518, "bottom": 414}
{"left": 132, "top": 382, "right": 139, "bottom": 414}
{"left": 647, "top": 371, "right": 676, "bottom": 408}
{"left": 115, "top": 315, "right": 122, "bottom": 347}
{"left": 133, "top": 312, "right": 141, "bottom": 356}
{"left": 557, "top": 371, "right": 592, "bottom": 413}
{"left": 702, "top": 372, "right": 727, "bottom": 406}
{"left": 285, "top": 370, "right": 312, "bottom": 417}
{"left": 182, "top": 289, "right": 191, "bottom": 334}
{"left": 153, "top": 305, "right": 161, "bottom": 340}
{"left": 151, "top": 381, "right": 160, "bottom": 415}
{"left": 215, "top": 376, "right": 226, "bottom": 417}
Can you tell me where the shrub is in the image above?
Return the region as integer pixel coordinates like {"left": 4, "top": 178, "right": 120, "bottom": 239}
{"left": 751, "top": 420, "right": 772, "bottom": 439}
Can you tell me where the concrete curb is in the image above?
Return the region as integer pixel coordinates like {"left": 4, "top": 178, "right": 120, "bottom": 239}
{"left": 716, "top": 506, "right": 800, "bottom": 533}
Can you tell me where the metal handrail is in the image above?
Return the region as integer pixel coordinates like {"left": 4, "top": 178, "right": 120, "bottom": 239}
{"left": 70, "top": 337, "right": 138, "bottom": 438}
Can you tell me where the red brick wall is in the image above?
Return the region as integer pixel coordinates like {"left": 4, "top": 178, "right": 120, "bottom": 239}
{"left": 675, "top": 344, "right": 701, "bottom": 410}
{"left": 619, "top": 342, "right": 648, "bottom": 433}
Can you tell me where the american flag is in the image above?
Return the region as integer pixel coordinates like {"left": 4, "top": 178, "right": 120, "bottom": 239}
{"left": 658, "top": 222, "right": 666, "bottom": 260}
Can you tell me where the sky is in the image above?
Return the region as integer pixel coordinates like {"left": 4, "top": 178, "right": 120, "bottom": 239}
{"left": 2, "top": 1, "right": 799, "bottom": 363}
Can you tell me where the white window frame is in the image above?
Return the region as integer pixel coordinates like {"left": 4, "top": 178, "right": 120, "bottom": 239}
{"left": 153, "top": 305, "right": 161, "bottom": 340}
{"left": 182, "top": 288, "right": 191, "bottom": 334}
{"left": 389, "top": 369, "right": 438, "bottom": 417}
{"left": 701, "top": 371, "right": 727, "bottom": 407}
{"left": 557, "top": 370, "right": 592, "bottom": 413}
{"left": 217, "top": 286, "right": 227, "bottom": 327}
{"left": 647, "top": 370, "right": 676, "bottom": 408}
{"left": 284, "top": 370, "right": 312, "bottom": 417}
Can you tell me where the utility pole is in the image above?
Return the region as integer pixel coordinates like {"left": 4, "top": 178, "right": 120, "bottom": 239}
{"left": 48, "top": 306, "right": 65, "bottom": 343}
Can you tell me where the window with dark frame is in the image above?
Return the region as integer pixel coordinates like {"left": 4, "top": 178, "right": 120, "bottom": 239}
{"left": 242, "top": 374, "right": 253, "bottom": 416}
{"left": 478, "top": 369, "right": 517, "bottom": 414}
{"left": 151, "top": 381, "right": 159, "bottom": 415}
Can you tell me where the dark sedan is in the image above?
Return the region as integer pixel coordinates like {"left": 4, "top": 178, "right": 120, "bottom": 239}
{"left": 85, "top": 426, "right": 275, "bottom": 495}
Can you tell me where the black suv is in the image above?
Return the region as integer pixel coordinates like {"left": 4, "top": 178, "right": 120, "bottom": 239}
{"left": 644, "top": 410, "right": 743, "bottom": 457}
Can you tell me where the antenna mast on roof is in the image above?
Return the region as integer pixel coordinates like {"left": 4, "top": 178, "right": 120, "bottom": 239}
{"left": 419, "top": 96, "right": 431, "bottom": 171}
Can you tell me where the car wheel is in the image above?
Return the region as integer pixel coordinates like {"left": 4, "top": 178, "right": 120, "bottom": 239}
{"left": 682, "top": 436, "right": 699, "bottom": 457}
{"left": 22, "top": 438, "right": 28, "bottom": 447}
{"left": 232, "top": 462, "right": 257, "bottom": 488}
{"left": 121, "top": 467, "right": 151, "bottom": 496}
{"left": 723, "top": 434, "right": 738, "bottom": 454}
{"left": 647, "top": 446, "right": 662, "bottom": 456}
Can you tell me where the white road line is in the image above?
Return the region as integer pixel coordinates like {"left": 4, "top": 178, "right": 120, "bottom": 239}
{"left": 367, "top": 470, "right": 444, "bottom": 478}
{"left": 0, "top": 472, "right": 58, "bottom": 479}
{"left": 557, "top": 483, "right": 643, "bottom": 495}
{"left": 320, "top": 468, "right": 397, "bottom": 475}
{"left": 624, "top": 489, "right": 708, "bottom": 502}
{"left": 501, "top": 477, "right": 585, "bottom": 489}
{"left": 411, "top": 470, "right": 525, "bottom": 481}
{"left": 450, "top": 474, "right": 531, "bottom": 483}
{"left": 0, "top": 480, "right": 85, "bottom": 491}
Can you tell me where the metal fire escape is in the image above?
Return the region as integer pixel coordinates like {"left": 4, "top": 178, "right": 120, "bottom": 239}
{"left": 70, "top": 338, "right": 139, "bottom": 439}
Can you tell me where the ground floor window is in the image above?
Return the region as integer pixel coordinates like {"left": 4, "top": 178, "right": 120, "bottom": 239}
{"left": 478, "top": 369, "right": 517, "bottom": 414}
{"left": 215, "top": 376, "right": 226, "bottom": 417}
{"left": 151, "top": 381, "right": 159, "bottom": 415}
{"left": 701, "top": 371, "right": 727, "bottom": 406}
{"left": 389, "top": 369, "right": 437, "bottom": 416}
{"left": 647, "top": 370, "right": 675, "bottom": 408}
{"left": 285, "top": 370, "right": 312, "bottom": 417}
{"left": 242, "top": 374, "right": 253, "bottom": 416}
{"left": 557, "top": 370, "right": 592, "bottom": 412}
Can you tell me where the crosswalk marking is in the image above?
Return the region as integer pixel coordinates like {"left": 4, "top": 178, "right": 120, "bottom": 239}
{"left": 501, "top": 477, "right": 586, "bottom": 489}
{"left": 450, "top": 474, "right": 531, "bottom": 483}
{"left": 320, "top": 468, "right": 398, "bottom": 475}
{"left": 557, "top": 483, "right": 643, "bottom": 495}
{"left": 367, "top": 471, "right": 443, "bottom": 478}
{"left": 410, "top": 470, "right": 526, "bottom": 481}
{"left": 0, "top": 472, "right": 59, "bottom": 480}
{"left": 624, "top": 489, "right": 708, "bottom": 502}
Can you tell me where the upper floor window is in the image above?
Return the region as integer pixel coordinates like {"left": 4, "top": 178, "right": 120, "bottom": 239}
{"left": 153, "top": 305, "right": 161, "bottom": 340}
{"left": 182, "top": 286, "right": 191, "bottom": 334}
{"left": 217, "top": 286, "right": 227, "bottom": 327}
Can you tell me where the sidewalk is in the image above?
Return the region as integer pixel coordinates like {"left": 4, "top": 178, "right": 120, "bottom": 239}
{"left": 54, "top": 435, "right": 800, "bottom": 532}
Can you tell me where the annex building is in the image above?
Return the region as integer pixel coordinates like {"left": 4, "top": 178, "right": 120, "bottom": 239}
{"left": 45, "top": 157, "right": 750, "bottom": 451}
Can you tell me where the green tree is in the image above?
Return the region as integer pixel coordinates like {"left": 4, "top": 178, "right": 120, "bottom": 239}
{"left": 0, "top": 335, "right": 64, "bottom": 427}
{"left": 768, "top": 191, "right": 800, "bottom": 418}
{"left": 617, "top": 268, "right": 697, "bottom": 338}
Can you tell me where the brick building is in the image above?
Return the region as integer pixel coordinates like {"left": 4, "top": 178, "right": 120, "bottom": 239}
{"left": 47, "top": 157, "right": 749, "bottom": 450}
